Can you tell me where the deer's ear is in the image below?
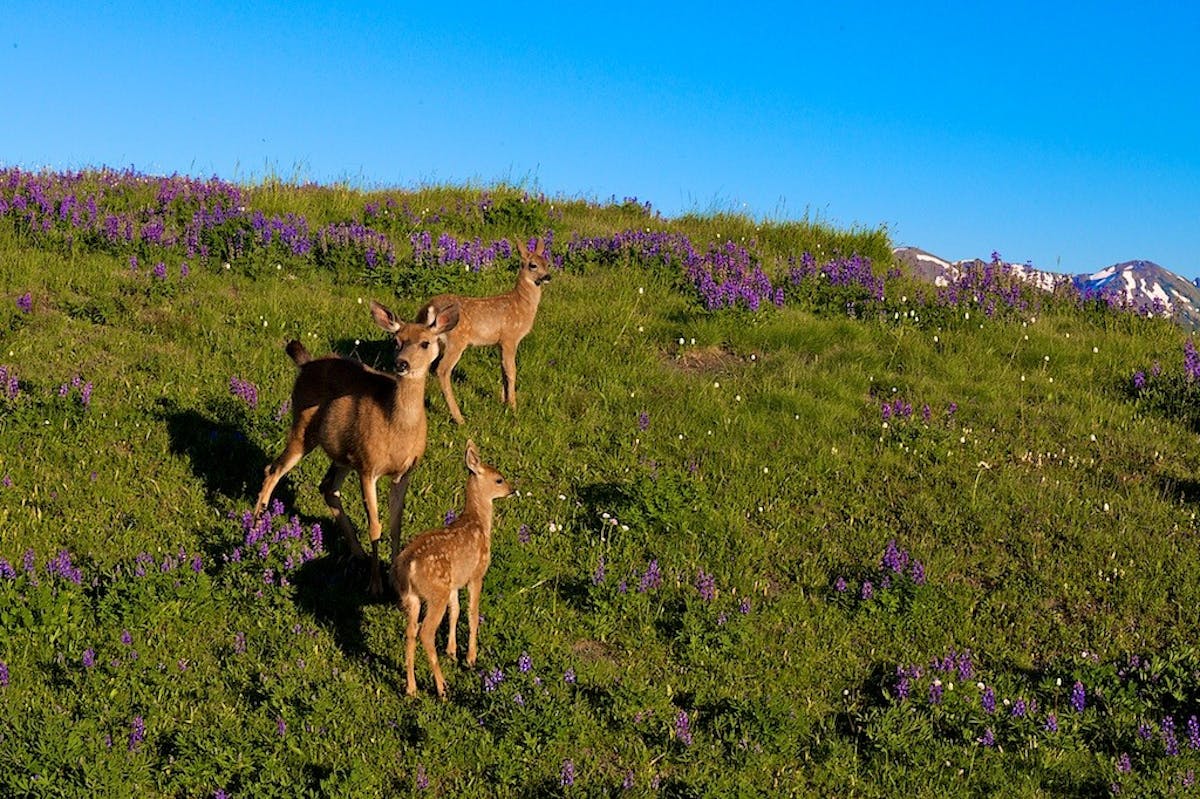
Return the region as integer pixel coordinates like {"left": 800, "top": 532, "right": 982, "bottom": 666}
{"left": 513, "top": 237, "right": 528, "bottom": 260}
{"left": 370, "top": 300, "right": 401, "bottom": 333}
{"left": 533, "top": 237, "right": 545, "bottom": 256}
{"left": 465, "top": 439, "right": 481, "bottom": 474}
{"left": 431, "top": 302, "right": 459, "bottom": 334}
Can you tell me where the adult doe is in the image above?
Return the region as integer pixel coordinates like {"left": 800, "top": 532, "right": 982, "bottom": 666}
{"left": 416, "top": 236, "right": 553, "bottom": 424}
{"left": 253, "top": 300, "right": 460, "bottom": 595}
{"left": 392, "top": 439, "right": 512, "bottom": 696}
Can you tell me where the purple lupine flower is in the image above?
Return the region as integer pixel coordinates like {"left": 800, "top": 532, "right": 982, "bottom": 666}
{"left": 675, "top": 710, "right": 693, "bottom": 745}
{"left": 637, "top": 411, "right": 650, "bottom": 431}
{"left": 834, "top": 576, "right": 848, "bottom": 593}
{"left": 638, "top": 559, "right": 662, "bottom": 592}
{"left": 1117, "top": 752, "right": 1131, "bottom": 773}
{"left": 483, "top": 668, "right": 504, "bottom": 692}
{"left": 1070, "top": 680, "right": 1086, "bottom": 712}
{"left": 695, "top": 569, "right": 716, "bottom": 601}
{"left": 956, "top": 650, "right": 974, "bottom": 681}
{"left": 1011, "top": 698, "right": 1028, "bottom": 718}
{"left": 415, "top": 764, "right": 429, "bottom": 790}
{"left": 518, "top": 524, "right": 531, "bottom": 544}
{"left": 559, "top": 759, "right": 576, "bottom": 787}
{"left": 1188, "top": 715, "right": 1200, "bottom": 750}
{"left": 1186, "top": 339, "right": 1200, "bottom": 382}
{"left": 128, "top": 716, "right": 145, "bottom": 751}
{"left": 929, "top": 681, "right": 943, "bottom": 705}
{"left": 82, "top": 648, "right": 95, "bottom": 668}
{"left": 910, "top": 560, "right": 926, "bottom": 585}
{"left": 738, "top": 597, "right": 751, "bottom": 614}
{"left": 1164, "top": 715, "right": 1180, "bottom": 756}
{"left": 518, "top": 652, "right": 533, "bottom": 673}
{"left": 121, "top": 629, "right": 133, "bottom": 646}
{"left": 981, "top": 686, "right": 996, "bottom": 713}
{"left": 233, "top": 631, "right": 246, "bottom": 654}
{"left": 0, "top": 558, "right": 14, "bottom": 579}
{"left": 0, "top": 661, "right": 8, "bottom": 687}
{"left": 1044, "top": 713, "right": 1058, "bottom": 732}
{"left": 513, "top": 692, "right": 525, "bottom": 707}
{"left": 16, "top": 292, "right": 32, "bottom": 313}
{"left": 1138, "top": 722, "right": 1153, "bottom": 740}
{"left": 276, "top": 717, "right": 286, "bottom": 737}
{"left": 978, "top": 728, "right": 995, "bottom": 747}
{"left": 564, "top": 668, "right": 576, "bottom": 685}
{"left": 1133, "top": 371, "right": 1146, "bottom": 390}
{"left": 444, "top": 509, "right": 458, "bottom": 525}
{"left": 229, "top": 376, "right": 259, "bottom": 408}
{"left": 860, "top": 580, "right": 874, "bottom": 600}
{"left": 591, "top": 555, "right": 605, "bottom": 584}
{"left": 622, "top": 771, "right": 635, "bottom": 789}
{"left": 153, "top": 261, "right": 167, "bottom": 280}
{"left": 1184, "top": 770, "right": 1196, "bottom": 788}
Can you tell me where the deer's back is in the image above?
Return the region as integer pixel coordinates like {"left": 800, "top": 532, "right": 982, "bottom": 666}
{"left": 426, "top": 291, "right": 534, "bottom": 348}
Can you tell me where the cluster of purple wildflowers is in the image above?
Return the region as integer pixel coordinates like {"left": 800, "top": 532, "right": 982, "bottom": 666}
{"left": 229, "top": 376, "right": 259, "bottom": 408}
{"left": 694, "top": 569, "right": 716, "bottom": 602}
{"left": 0, "top": 365, "right": 19, "bottom": 400}
{"left": 936, "top": 252, "right": 1031, "bottom": 317}
{"left": 225, "top": 500, "right": 324, "bottom": 585}
{"left": 788, "top": 251, "right": 885, "bottom": 302}
{"left": 409, "top": 231, "right": 516, "bottom": 272}
{"left": 1186, "top": 339, "right": 1200, "bottom": 382}
{"left": 834, "top": 539, "right": 926, "bottom": 603}
{"left": 16, "top": 291, "right": 33, "bottom": 312}
{"left": 57, "top": 374, "right": 94, "bottom": 407}
{"left": 675, "top": 710, "right": 694, "bottom": 746}
{"left": 637, "top": 559, "right": 663, "bottom": 592}
{"left": 0, "top": 166, "right": 400, "bottom": 274}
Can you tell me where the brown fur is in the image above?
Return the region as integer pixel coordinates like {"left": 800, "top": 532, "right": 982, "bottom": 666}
{"left": 254, "top": 300, "right": 460, "bottom": 596}
{"left": 416, "top": 237, "right": 553, "bottom": 424}
{"left": 392, "top": 439, "right": 512, "bottom": 696}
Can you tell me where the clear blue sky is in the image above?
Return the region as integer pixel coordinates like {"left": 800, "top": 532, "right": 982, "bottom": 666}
{"left": 3, "top": 2, "right": 1198, "bottom": 278}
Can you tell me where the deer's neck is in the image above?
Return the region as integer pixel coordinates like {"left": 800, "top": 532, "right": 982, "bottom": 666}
{"left": 513, "top": 274, "right": 542, "bottom": 310}
{"left": 462, "top": 486, "right": 495, "bottom": 542}
{"left": 391, "top": 373, "right": 428, "bottom": 427}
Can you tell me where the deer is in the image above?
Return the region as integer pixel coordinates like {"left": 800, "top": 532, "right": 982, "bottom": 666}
{"left": 415, "top": 236, "right": 553, "bottom": 424}
{"left": 391, "top": 438, "right": 513, "bottom": 697}
{"left": 253, "top": 299, "right": 460, "bottom": 596}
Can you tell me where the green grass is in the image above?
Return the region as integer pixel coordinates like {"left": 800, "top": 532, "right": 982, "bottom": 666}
{"left": 2, "top": 174, "right": 1200, "bottom": 796}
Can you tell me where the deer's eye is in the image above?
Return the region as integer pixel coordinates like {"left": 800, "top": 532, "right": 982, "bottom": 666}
{"left": 421, "top": 341, "right": 430, "bottom": 349}
{"left": 495, "top": 478, "right": 503, "bottom": 484}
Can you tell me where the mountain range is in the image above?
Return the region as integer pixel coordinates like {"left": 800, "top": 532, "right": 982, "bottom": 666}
{"left": 893, "top": 246, "right": 1200, "bottom": 329}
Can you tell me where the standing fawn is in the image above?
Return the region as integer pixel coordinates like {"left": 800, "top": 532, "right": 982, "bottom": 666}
{"left": 416, "top": 236, "right": 553, "bottom": 424}
{"left": 254, "top": 300, "right": 460, "bottom": 596}
{"left": 392, "top": 439, "right": 513, "bottom": 697}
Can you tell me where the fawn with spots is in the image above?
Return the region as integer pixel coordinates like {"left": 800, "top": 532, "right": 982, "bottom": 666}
{"left": 392, "top": 439, "right": 513, "bottom": 696}
{"left": 416, "top": 236, "right": 553, "bottom": 424}
{"left": 254, "top": 300, "right": 460, "bottom": 596}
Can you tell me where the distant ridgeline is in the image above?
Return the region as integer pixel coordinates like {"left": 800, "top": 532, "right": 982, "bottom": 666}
{"left": 894, "top": 246, "right": 1200, "bottom": 330}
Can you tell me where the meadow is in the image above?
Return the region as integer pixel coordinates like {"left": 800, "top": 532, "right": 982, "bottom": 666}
{"left": 3, "top": 167, "right": 1200, "bottom": 796}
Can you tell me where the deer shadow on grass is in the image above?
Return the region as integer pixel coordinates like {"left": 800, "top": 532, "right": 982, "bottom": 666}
{"left": 157, "top": 396, "right": 290, "bottom": 508}
{"left": 289, "top": 554, "right": 409, "bottom": 694}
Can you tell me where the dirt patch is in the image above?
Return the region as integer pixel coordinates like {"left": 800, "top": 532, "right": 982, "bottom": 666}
{"left": 571, "top": 638, "right": 619, "bottom": 665}
{"left": 665, "top": 344, "right": 754, "bottom": 374}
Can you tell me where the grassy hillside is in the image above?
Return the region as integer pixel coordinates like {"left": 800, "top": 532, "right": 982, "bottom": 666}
{"left": 2, "top": 167, "right": 1200, "bottom": 796}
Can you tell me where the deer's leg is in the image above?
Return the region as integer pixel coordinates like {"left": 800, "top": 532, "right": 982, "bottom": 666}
{"left": 466, "top": 577, "right": 483, "bottom": 667}
{"left": 387, "top": 469, "right": 414, "bottom": 559}
{"left": 361, "top": 471, "right": 385, "bottom": 596}
{"left": 419, "top": 591, "right": 450, "bottom": 697}
{"left": 500, "top": 341, "right": 518, "bottom": 410}
{"left": 319, "top": 463, "right": 364, "bottom": 558}
{"left": 403, "top": 591, "right": 421, "bottom": 696}
{"left": 436, "top": 339, "right": 468, "bottom": 424}
{"left": 254, "top": 433, "right": 307, "bottom": 517}
{"left": 445, "top": 589, "right": 459, "bottom": 662}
